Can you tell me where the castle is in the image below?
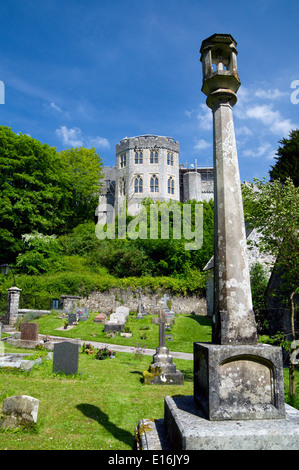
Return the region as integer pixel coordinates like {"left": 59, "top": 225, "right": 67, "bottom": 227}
{"left": 98, "top": 134, "right": 214, "bottom": 222}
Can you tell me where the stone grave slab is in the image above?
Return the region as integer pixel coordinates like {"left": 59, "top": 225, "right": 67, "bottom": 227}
{"left": 21, "top": 322, "right": 39, "bottom": 341}
{"left": 52, "top": 341, "right": 79, "bottom": 375}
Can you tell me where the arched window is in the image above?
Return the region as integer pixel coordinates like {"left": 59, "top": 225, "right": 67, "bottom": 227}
{"left": 135, "top": 151, "right": 143, "bottom": 164}
{"left": 134, "top": 176, "right": 143, "bottom": 193}
{"left": 150, "top": 175, "right": 159, "bottom": 193}
{"left": 167, "top": 153, "right": 174, "bottom": 166}
{"left": 150, "top": 151, "right": 159, "bottom": 164}
{"left": 120, "top": 153, "right": 126, "bottom": 168}
{"left": 168, "top": 177, "right": 174, "bottom": 194}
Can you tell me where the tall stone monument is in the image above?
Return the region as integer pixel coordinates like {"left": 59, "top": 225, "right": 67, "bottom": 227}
{"left": 136, "top": 34, "right": 299, "bottom": 450}
{"left": 193, "top": 33, "right": 285, "bottom": 421}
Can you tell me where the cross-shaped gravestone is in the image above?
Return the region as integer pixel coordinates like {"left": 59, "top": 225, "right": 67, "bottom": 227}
{"left": 158, "top": 308, "right": 166, "bottom": 349}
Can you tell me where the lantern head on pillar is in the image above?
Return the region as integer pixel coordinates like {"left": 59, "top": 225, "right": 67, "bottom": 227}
{"left": 200, "top": 34, "right": 241, "bottom": 99}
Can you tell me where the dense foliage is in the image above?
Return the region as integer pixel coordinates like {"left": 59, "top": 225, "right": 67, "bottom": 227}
{"left": 0, "top": 126, "right": 103, "bottom": 263}
{"left": 269, "top": 129, "right": 299, "bottom": 186}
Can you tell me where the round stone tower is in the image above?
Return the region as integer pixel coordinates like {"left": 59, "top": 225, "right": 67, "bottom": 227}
{"left": 115, "top": 135, "right": 179, "bottom": 215}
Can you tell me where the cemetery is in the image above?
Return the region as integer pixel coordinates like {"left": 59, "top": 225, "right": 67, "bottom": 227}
{"left": 0, "top": 15, "right": 298, "bottom": 451}
{"left": 0, "top": 301, "right": 298, "bottom": 449}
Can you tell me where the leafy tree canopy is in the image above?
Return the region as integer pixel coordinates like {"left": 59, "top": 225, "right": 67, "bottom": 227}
{"left": 0, "top": 126, "right": 103, "bottom": 263}
{"left": 242, "top": 177, "right": 299, "bottom": 294}
{"left": 269, "top": 129, "right": 299, "bottom": 186}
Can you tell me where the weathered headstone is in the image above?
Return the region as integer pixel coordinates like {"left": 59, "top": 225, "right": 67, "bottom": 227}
{"left": 52, "top": 341, "right": 79, "bottom": 375}
{"left": 21, "top": 322, "right": 39, "bottom": 341}
{"left": 93, "top": 313, "right": 107, "bottom": 323}
{"left": 0, "top": 395, "right": 39, "bottom": 429}
{"left": 67, "top": 313, "right": 77, "bottom": 325}
{"left": 76, "top": 307, "right": 89, "bottom": 321}
{"left": 115, "top": 306, "right": 129, "bottom": 320}
{"left": 136, "top": 288, "right": 146, "bottom": 319}
{"left": 162, "top": 293, "right": 175, "bottom": 319}
{"left": 104, "top": 306, "right": 129, "bottom": 332}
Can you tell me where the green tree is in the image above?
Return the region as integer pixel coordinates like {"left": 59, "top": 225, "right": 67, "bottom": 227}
{"left": 0, "top": 127, "right": 103, "bottom": 263}
{"left": 59, "top": 147, "right": 104, "bottom": 229}
{"left": 0, "top": 127, "right": 64, "bottom": 262}
{"left": 15, "top": 232, "right": 63, "bottom": 275}
{"left": 269, "top": 129, "right": 299, "bottom": 186}
{"left": 242, "top": 177, "right": 299, "bottom": 292}
{"left": 242, "top": 178, "right": 299, "bottom": 396}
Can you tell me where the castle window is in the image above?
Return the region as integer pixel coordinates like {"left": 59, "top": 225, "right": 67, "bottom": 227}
{"left": 150, "top": 175, "right": 159, "bottom": 193}
{"left": 135, "top": 151, "right": 143, "bottom": 164}
{"left": 134, "top": 176, "right": 143, "bottom": 193}
{"left": 120, "top": 153, "right": 126, "bottom": 168}
{"left": 150, "top": 151, "right": 159, "bottom": 164}
{"left": 168, "top": 177, "right": 174, "bottom": 195}
{"left": 167, "top": 153, "right": 174, "bottom": 166}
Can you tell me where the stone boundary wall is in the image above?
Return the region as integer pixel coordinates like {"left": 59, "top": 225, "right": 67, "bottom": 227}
{"left": 78, "top": 288, "right": 207, "bottom": 316}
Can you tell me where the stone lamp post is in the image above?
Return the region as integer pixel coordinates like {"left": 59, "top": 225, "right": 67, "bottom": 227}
{"left": 200, "top": 33, "right": 257, "bottom": 345}
{"left": 193, "top": 34, "right": 285, "bottom": 421}
{"left": 136, "top": 35, "right": 299, "bottom": 450}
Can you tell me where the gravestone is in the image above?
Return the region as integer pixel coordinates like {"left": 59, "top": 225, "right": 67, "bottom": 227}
{"left": 93, "top": 313, "right": 107, "bottom": 323}
{"left": 52, "top": 341, "right": 79, "bottom": 375}
{"left": 21, "top": 322, "right": 39, "bottom": 341}
{"left": 148, "top": 309, "right": 184, "bottom": 385}
{"left": 136, "top": 288, "right": 146, "bottom": 319}
{"left": 104, "top": 306, "right": 129, "bottom": 332}
{"left": 68, "top": 313, "right": 77, "bottom": 325}
{"left": 115, "top": 306, "right": 129, "bottom": 319}
{"left": 162, "top": 294, "right": 175, "bottom": 320}
{"left": 0, "top": 395, "right": 39, "bottom": 429}
{"left": 76, "top": 307, "right": 89, "bottom": 321}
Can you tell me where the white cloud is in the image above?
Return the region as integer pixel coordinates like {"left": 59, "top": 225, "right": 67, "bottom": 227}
{"left": 236, "top": 126, "right": 253, "bottom": 137}
{"left": 49, "top": 101, "right": 62, "bottom": 112}
{"left": 243, "top": 142, "right": 276, "bottom": 160}
{"left": 239, "top": 104, "right": 295, "bottom": 137}
{"left": 56, "top": 126, "right": 84, "bottom": 147}
{"left": 56, "top": 125, "right": 110, "bottom": 150}
{"left": 194, "top": 138, "right": 211, "bottom": 151}
{"left": 253, "top": 88, "right": 288, "bottom": 100}
{"left": 185, "top": 105, "right": 212, "bottom": 131}
{"left": 88, "top": 136, "right": 110, "bottom": 149}
{"left": 196, "top": 104, "right": 213, "bottom": 130}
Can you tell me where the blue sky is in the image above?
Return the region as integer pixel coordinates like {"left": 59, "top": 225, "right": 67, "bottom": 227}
{"left": 1, "top": 0, "right": 298, "bottom": 182}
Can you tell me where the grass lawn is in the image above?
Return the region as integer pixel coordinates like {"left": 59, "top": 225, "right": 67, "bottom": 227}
{"left": 28, "top": 311, "right": 213, "bottom": 353}
{"left": 0, "top": 344, "right": 194, "bottom": 450}
{"left": 0, "top": 312, "right": 298, "bottom": 450}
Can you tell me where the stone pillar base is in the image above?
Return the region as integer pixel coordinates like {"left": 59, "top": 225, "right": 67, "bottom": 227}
{"left": 194, "top": 342, "right": 285, "bottom": 421}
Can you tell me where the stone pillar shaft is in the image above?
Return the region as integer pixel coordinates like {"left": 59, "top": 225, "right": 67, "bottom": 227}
{"left": 7, "top": 287, "right": 22, "bottom": 325}
{"left": 210, "top": 95, "right": 257, "bottom": 345}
